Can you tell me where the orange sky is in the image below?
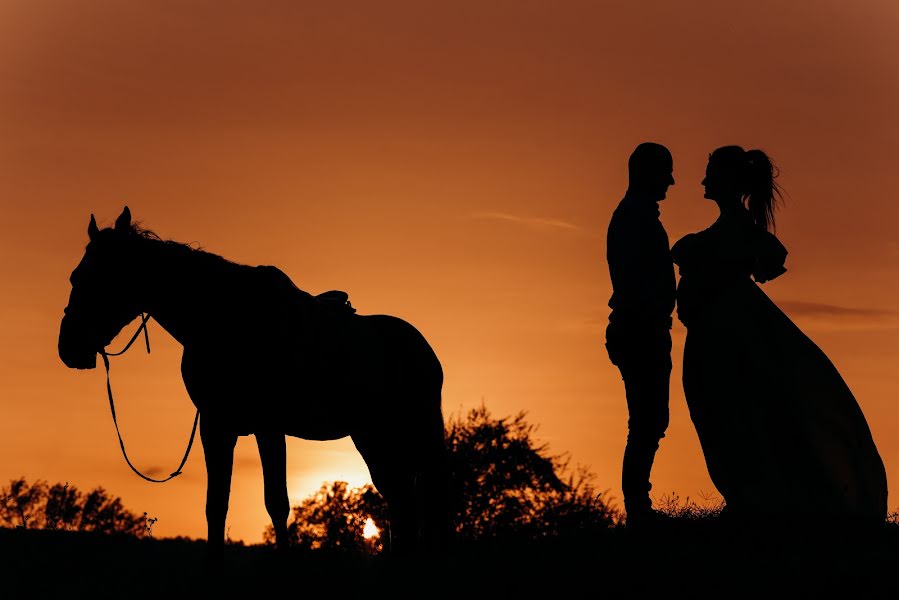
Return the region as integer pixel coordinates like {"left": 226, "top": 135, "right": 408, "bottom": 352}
{"left": 2, "top": 1, "right": 898, "bottom": 542}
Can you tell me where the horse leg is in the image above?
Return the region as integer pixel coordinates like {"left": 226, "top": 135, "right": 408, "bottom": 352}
{"left": 352, "top": 434, "right": 416, "bottom": 555}
{"left": 413, "top": 408, "right": 451, "bottom": 552}
{"left": 379, "top": 471, "right": 417, "bottom": 556}
{"left": 386, "top": 473, "right": 418, "bottom": 556}
{"left": 256, "top": 432, "right": 290, "bottom": 551}
{"left": 201, "top": 416, "right": 237, "bottom": 560}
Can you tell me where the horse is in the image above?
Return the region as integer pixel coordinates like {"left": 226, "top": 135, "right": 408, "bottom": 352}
{"left": 58, "top": 207, "right": 449, "bottom": 556}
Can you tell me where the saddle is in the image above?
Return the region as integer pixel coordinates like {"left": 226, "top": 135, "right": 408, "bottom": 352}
{"left": 314, "top": 290, "right": 357, "bottom": 316}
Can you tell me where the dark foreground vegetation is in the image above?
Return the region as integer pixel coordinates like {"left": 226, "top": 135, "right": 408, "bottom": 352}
{"left": 3, "top": 406, "right": 897, "bottom": 596}
{"left": 2, "top": 519, "right": 898, "bottom": 598}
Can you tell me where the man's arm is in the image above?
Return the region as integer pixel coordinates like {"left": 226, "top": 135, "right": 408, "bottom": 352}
{"left": 608, "top": 216, "right": 672, "bottom": 322}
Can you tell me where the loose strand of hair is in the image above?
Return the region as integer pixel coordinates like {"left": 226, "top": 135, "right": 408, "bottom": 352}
{"left": 744, "top": 149, "right": 785, "bottom": 232}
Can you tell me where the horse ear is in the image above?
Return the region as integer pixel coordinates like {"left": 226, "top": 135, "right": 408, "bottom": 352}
{"left": 114, "top": 206, "right": 132, "bottom": 232}
{"left": 88, "top": 214, "right": 99, "bottom": 241}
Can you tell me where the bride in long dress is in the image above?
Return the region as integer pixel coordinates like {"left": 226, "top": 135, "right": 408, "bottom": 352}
{"left": 672, "top": 146, "right": 887, "bottom": 521}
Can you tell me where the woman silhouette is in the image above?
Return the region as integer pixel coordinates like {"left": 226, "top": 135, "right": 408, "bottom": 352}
{"left": 672, "top": 146, "right": 887, "bottom": 522}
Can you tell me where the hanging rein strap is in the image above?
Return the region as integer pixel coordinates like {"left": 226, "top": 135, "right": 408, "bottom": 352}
{"left": 100, "top": 313, "right": 200, "bottom": 483}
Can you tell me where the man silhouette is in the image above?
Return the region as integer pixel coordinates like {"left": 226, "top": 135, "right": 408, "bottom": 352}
{"left": 605, "top": 142, "right": 675, "bottom": 526}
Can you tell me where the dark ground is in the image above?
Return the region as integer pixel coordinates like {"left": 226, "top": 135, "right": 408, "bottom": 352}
{"left": 1, "top": 521, "right": 897, "bottom": 598}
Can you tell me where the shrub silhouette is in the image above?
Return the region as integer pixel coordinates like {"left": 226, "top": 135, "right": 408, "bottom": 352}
{"left": 266, "top": 405, "right": 619, "bottom": 551}
{"left": 447, "top": 405, "right": 618, "bottom": 542}
{"left": 0, "top": 478, "right": 46, "bottom": 529}
{"left": 0, "top": 477, "right": 144, "bottom": 535}
{"left": 45, "top": 482, "right": 81, "bottom": 530}
{"left": 263, "top": 481, "right": 387, "bottom": 552}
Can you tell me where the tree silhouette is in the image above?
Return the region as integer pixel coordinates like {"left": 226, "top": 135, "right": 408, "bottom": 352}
{"left": 447, "top": 405, "right": 618, "bottom": 542}
{"left": 267, "top": 406, "right": 619, "bottom": 552}
{"left": 0, "top": 478, "right": 46, "bottom": 528}
{"left": 264, "top": 481, "right": 388, "bottom": 553}
{"left": 44, "top": 482, "right": 80, "bottom": 530}
{"left": 0, "top": 477, "right": 144, "bottom": 535}
{"left": 77, "top": 487, "right": 143, "bottom": 534}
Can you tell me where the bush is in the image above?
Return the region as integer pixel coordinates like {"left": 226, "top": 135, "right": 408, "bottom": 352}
{"left": 0, "top": 477, "right": 144, "bottom": 535}
{"left": 266, "top": 405, "right": 620, "bottom": 552}
{"left": 264, "top": 481, "right": 387, "bottom": 552}
{"left": 447, "top": 405, "right": 619, "bottom": 542}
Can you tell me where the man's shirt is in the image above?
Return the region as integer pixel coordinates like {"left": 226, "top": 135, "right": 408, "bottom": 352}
{"left": 606, "top": 194, "right": 676, "bottom": 329}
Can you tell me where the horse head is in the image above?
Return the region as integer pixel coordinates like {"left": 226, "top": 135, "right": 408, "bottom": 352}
{"left": 59, "top": 207, "right": 144, "bottom": 369}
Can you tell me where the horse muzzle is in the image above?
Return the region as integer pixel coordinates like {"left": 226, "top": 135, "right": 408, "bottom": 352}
{"left": 59, "top": 349, "right": 98, "bottom": 370}
{"left": 58, "top": 315, "right": 99, "bottom": 370}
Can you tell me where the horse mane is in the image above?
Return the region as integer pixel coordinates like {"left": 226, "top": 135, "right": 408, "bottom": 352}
{"left": 127, "top": 222, "right": 240, "bottom": 270}
{"left": 125, "top": 222, "right": 316, "bottom": 303}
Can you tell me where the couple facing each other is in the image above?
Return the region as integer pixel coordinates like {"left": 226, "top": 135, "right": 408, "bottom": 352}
{"left": 606, "top": 142, "right": 888, "bottom": 526}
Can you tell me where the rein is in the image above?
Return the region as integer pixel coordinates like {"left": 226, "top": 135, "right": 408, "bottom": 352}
{"left": 100, "top": 313, "right": 200, "bottom": 483}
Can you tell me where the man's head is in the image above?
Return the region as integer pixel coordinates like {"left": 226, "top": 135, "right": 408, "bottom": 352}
{"left": 627, "top": 142, "right": 674, "bottom": 202}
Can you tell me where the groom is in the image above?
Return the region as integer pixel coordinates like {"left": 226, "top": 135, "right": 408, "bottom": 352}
{"left": 605, "top": 142, "right": 676, "bottom": 526}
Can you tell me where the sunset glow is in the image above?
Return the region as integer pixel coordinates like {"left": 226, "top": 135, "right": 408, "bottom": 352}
{"left": 2, "top": 1, "right": 898, "bottom": 543}
{"left": 363, "top": 518, "right": 379, "bottom": 540}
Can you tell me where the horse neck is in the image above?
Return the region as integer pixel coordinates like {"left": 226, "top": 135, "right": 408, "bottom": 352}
{"left": 137, "top": 239, "right": 233, "bottom": 348}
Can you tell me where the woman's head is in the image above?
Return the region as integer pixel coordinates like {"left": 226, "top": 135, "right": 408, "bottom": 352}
{"left": 702, "top": 145, "right": 784, "bottom": 231}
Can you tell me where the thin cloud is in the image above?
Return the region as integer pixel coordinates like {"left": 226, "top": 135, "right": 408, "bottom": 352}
{"left": 234, "top": 456, "right": 261, "bottom": 470}
{"left": 582, "top": 301, "right": 898, "bottom": 334}
{"left": 142, "top": 466, "right": 199, "bottom": 480}
{"left": 778, "top": 300, "right": 899, "bottom": 331}
{"left": 471, "top": 211, "right": 581, "bottom": 233}
{"left": 778, "top": 301, "right": 898, "bottom": 320}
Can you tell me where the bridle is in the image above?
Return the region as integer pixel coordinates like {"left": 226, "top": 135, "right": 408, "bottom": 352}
{"left": 99, "top": 313, "right": 200, "bottom": 483}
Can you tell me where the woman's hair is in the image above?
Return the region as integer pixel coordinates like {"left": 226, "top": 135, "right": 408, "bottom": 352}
{"left": 711, "top": 146, "right": 784, "bottom": 231}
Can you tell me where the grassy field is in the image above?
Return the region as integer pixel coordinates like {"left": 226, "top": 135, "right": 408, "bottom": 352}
{"left": 2, "top": 520, "right": 897, "bottom": 598}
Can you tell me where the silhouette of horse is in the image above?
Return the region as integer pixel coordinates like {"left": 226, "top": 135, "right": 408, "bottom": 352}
{"left": 58, "top": 207, "right": 449, "bottom": 556}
